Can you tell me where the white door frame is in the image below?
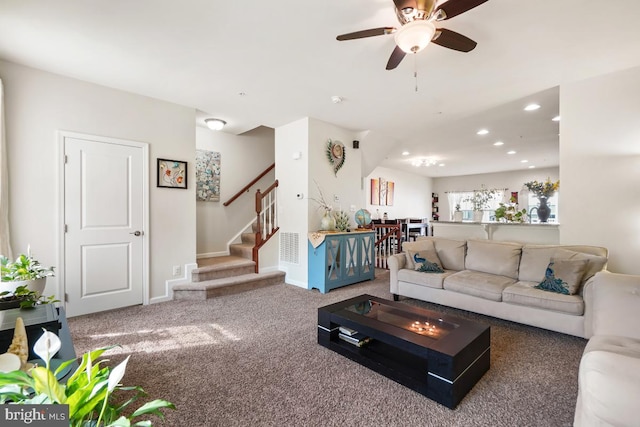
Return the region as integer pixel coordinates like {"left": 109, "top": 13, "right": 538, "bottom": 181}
{"left": 57, "top": 130, "right": 150, "bottom": 310}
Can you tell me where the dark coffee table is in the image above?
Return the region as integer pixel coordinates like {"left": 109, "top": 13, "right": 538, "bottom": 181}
{"left": 317, "top": 294, "right": 490, "bottom": 408}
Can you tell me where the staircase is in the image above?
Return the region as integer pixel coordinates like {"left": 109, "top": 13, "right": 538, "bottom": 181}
{"left": 173, "top": 224, "right": 284, "bottom": 300}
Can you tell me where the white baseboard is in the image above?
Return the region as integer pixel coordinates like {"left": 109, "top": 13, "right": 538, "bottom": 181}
{"left": 150, "top": 262, "right": 198, "bottom": 304}
{"left": 197, "top": 251, "right": 229, "bottom": 259}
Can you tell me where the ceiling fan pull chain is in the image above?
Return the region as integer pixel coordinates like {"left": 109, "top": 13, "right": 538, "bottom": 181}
{"left": 414, "top": 55, "right": 418, "bottom": 92}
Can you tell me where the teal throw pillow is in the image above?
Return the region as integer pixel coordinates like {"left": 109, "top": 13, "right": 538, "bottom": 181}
{"left": 416, "top": 260, "right": 444, "bottom": 274}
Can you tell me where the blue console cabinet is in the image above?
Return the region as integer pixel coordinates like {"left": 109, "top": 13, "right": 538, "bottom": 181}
{"left": 308, "top": 231, "right": 375, "bottom": 293}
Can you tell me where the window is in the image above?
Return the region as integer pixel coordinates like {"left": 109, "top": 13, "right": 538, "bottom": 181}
{"left": 448, "top": 190, "right": 505, "bottom": 222}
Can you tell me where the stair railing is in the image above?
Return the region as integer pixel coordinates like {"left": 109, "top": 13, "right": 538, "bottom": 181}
{"left": 223, "top": 163, "right": 275, "bottom": 207}
{"left": 253, "top": 179, "right": 279, "bottom": 272}
{"left": 371, "top": 223, "right": 402, "bottom": 269}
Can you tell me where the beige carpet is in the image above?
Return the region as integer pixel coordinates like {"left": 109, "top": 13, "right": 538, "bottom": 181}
{"left": 68, "top": 270, "right": 585, "bottom": 427}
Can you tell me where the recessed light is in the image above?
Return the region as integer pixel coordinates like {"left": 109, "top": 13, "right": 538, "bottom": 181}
{"left": 507, "top": 151, "right": 516, "bottom": 155}
{"left": 524, "top": 103, "right": 541, "bottom": 111}
{"left": 521, "top": 160, "right": 529, "bottom": 163}
{"left": 477, "top": 129, "right": 489, "bottom": 135}
{"left": 493, "top": 141, "right": 504, "bottom": 146}
{"left": 439, "top": 163, "right": 445, "bottom": 167}
{"left": 552, "top": 115, "right": 561, "bottom": 122}
{"left": 528, "top": 165, "right": 536, "bottom": 169}
{"left": 331, "top": 95, "right": 343, "bottom": 104}
{"left": 402, "top": 151, "right": 410, "bottom": 156}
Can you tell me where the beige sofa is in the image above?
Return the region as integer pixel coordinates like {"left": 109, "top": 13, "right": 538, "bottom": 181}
{"left": 388, "top": 237, "right": 608, "bottom": 338}
{"left": 574, "top": 271, "right": 640, "bottom": 426}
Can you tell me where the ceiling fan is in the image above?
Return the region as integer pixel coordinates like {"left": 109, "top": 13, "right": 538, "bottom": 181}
{"left": 336, "top": 0, "right": 488, "bottom": 70}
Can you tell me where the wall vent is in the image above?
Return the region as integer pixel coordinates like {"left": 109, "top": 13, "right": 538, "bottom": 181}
{"left": 280, "top": 232, "right": 299, "bottom": 264}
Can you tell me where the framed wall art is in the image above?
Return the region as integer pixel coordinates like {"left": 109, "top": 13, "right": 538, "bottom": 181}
{"left": 195, "top": 149, "right": 221, "bottom": 202}
{"left": 157, "top": 158, "right": 187, "bottom": 189}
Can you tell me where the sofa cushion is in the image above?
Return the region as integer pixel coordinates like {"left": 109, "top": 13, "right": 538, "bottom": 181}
{"left": 443, "top": 270, "right": 516, "bottom": 302}
{"left": 398, "top": 268, "right": 454, "bottom": 289}
{"left": 577, "top": 335, "right": 640, "bottom": 426}
{"left": 503, "top": 282, "right": 585, "bottom": 315}
{"left": 403, "top": 239, "right": 439, "bottom": 270}
{"left": 405, "top": 245, "right": 443, "bottom": 271}
{"left": 535, "top": 258, "right": 589, "bottom": 295}
{"left": 554, "top": 249, "right": 607, "bottom": 284}
{"left": 519, "top": 245, "right": 607, "bottom": 285}
{"left": 431, "top": 238, "right": 466, "bottom": 271}
{"left": 464, "top": 240, "right": 523, "bottom": 279}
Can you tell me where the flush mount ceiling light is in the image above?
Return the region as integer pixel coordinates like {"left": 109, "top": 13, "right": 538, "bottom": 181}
{"left": 524, "top": 103, "right": 541, "bottom": 111}
{"left": 394, "top": 20, "right": 437, "bottom": 54}
{"left": 412, "top": 157, "right": 438, "bottom": 167}
{"left": 205, "top": 118, "right": 226, "bottom": 131}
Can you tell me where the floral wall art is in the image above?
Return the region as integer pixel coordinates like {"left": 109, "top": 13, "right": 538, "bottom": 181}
{"left": 196, "top": 149, "right": 221, "bottom": 202}
{"left": 157, "top": 159, "right": 187, "bottom": 189}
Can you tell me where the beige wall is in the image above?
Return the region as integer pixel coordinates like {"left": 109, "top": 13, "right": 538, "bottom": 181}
{"left": 365, "top": 166, "right": 432, "bottom": 221}
{"left": 560, "top": 66, "right": 640, "bottom": 274}
{"left": 0, "top": 59, "right": 196, "bottom": 303}
{"left": 195, "top": 125, "right": 275, "bottom": 256}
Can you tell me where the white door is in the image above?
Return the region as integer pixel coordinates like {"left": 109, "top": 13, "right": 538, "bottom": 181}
{"left": 62, "top": 133, "right": 148, "bottom": 317}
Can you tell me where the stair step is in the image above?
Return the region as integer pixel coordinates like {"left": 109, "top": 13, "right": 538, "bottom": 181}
{"left": 229, "top": 243, "right": 253, "bottom": 259}
{"left": 173, "top": 271, "right": 285, "bottom": 300}
{"left": 241, "top": 232, "right": 256, "bottom": 245}
{"left": 193, "top": 257, "right": 255, "bottom": 282}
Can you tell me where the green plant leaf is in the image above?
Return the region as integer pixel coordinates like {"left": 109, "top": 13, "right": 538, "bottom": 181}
{"left": 130, "top": 399, "right": 176, "bottom": 418}
{"left": 30, "top": 366, "right": 66, "bottom": 403}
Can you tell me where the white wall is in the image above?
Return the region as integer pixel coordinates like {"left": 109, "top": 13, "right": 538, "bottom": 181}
{"left": 195, "top": 125, "right": 275, "bottom": 256}
{"left": 432, "top": 167, "right": 559, "bottom": 222}
{"left": 365, "top": 166, "right": 432, "bottom": 221}
{"left": 560, "top": 66, "right": 640, "bottom": 274}
{"left": 275, "top": 117, "right": 361, "bottom": 288}
{"left": 0, "top": 60, "right": 196, "bottom": 303}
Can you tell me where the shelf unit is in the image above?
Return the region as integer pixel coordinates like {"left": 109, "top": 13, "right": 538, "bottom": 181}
{"left": 432, "top": 193, "right": 439, "bottom": 221}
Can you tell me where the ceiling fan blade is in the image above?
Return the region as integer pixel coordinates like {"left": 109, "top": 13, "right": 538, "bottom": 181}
{"left": 393, "top": 0, "right": 417, "bottom": 11}
{"left": 386, "top": 45, "right": 406, "bottom": 70}
{"left": 337, "top": 27, "right": 395, "bottom": 41}
{"left": 434, "top": 0, "right": 488, "bottom": 20}
{"left": 432, "top": 28, "right": 477, "bottom": 52}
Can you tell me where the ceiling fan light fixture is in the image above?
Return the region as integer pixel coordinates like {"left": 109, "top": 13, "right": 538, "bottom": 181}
{"left": 205, "top": 118, "right": 226, "bottom": 131}
{"left": 394, "top": 20, "right": 436, "bottom": 54}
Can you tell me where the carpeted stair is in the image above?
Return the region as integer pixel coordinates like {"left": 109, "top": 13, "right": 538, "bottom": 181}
{"left": 173, "top": 225, "right": 284, "bottom": 300}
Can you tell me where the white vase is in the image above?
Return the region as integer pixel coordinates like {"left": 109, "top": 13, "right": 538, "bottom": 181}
{"left": 0, "top": 277, "right": 47, "bottom": 296}
{"left": 320, "top": 211, "right": 336, "bottom": 231}
{"left": 472, "top": 210, "right": 484, "bottom": 223}
{"left": 453, "top": 211, "right": 463, "bottom": 222}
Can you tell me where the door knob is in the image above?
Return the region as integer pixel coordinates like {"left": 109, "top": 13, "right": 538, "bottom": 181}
{"left": 129, "top": 231, "right": 143, "bottom": 236}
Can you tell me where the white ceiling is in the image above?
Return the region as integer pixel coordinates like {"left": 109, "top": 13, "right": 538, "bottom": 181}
{"left": 1, "top": 0, "right": 639, "bottom": 177}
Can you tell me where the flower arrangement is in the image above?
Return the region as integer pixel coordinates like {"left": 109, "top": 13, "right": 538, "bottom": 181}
{"left": 524, "top": 178, "right": 559, "bottom": 199}
{"left": 463, "top": 185, "right": 498, "bottom": 211}
{"left": 0, "top": 330, "right": 175, "bottom": 426}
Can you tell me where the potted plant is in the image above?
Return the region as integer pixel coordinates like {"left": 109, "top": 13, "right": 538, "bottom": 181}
{"left": 495, "top": 203, "right": 527, "bottom": 223}
{"left": 0, "top": 248, "right": 55, "bottom": 297}
{"left": 464, "top": 185, "right": 497, "bottom": 222}
{"left": 0, "top": 284, "right": 59, "bottom": 310}
{"left": 453, "top": 204, "right": 463, "bottom": 222}
{"left": 0, "top": 330, "right": 175, "bottom": 426}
